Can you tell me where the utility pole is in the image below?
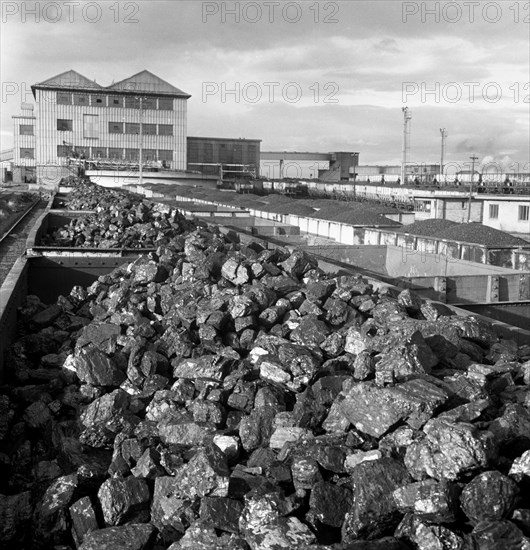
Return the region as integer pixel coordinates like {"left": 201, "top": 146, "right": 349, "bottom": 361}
{"left": 467, "top": 154, "right": 478, "bottom": 223}
{"left": 352, "top": 152, "right": 359, "bottom": 200}
{"left": 401, "top": 107, "right": 412, "bottom": 185}
{"left": 439, "top": 128, "right": 447, "bottom": 183}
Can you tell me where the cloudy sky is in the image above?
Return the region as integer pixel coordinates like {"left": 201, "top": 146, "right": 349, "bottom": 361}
{"left": 1, "top": 0, "right": 528, "bottom": 169}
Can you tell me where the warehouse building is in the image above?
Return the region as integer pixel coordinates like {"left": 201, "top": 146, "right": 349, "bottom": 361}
{"left": 11, "top": 69, "right": 190, "bottom": 186}
{"left": 187, "top": 136, "right": 261, "bottom": 180}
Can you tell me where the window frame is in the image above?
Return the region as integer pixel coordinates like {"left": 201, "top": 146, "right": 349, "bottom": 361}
{"left": 57, "top": 91, "right": 72, "bottom": 105}
{"left": 158, "top": 149, "right": 173, "bottom": 161}
{"left": 108, "top": 121, "right": 124, "bottom": 134}
{"left": 90, "top": 94, "right": 106, "bottom": 107}
{"left": 158, "top": 124, "right": 173, "bottom": 136}
{"left": 19, "top": 124, "right": 34, "bottom": 135}
{"left": 20, "top": 147, "right": 34, "bottom": 159}
{"left": 519, "top": 205, "right": 529, "bottom": 222}
{"left": 90, "top": 147, "right": 107, "bottom": 159}
{"left": 158, "top": 97, "right": 173, "bottom": 110}
{"left": 57, "top": 119, "right": 73, "bottom": 132}
{"left": 142, "top": 123, "right": 157, "bottom": 135}
{"left": 109, "top": 96, "right": 123, "bottom": 108}
{"left": 83, "top": 114, "right": 99, "bottom": 139}
{"left": 125, "top": 122, "right": 140, "bottom": 134}
{"left": 73, "top": 93, "right": 89, "bottom": 106}
{"left": 489, "top": 204, "right": 499, "bottom": 219}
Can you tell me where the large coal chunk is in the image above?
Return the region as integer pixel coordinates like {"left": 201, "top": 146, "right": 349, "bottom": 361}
{"left": 239, "top": 491, "right": 317, "bottom": 549}
{"left": 392, "top": 479, "right": 461, "bottom": 523}
{"left": 151, "top": 476, "right": 195, "bottom": 540}
{"left": 239, "top": 387, "right": 284, "bottom": 452}
{"left": 34, "top": 473, "right": 79, "bottom": 545}
{"left": 158, "top": 419, "right": 217, "bottom": 447}
{"left": 79, "top": 523, "right": 156, "bottom": 550}
{"left": 70, "top": 496, "right": 99, "bottom": 548}
{"left": 173, "top": 354, "right": 235, "bottom": 382}
{"left": 471, "top": 520, "right": 527, "bottom": 550}
{"left": 460, "top": 471, "right": 518, "bottom": 524}
{"left": 199, "top": 496, "right": 244, "bottom": 533}
{"left": 342, "top": 457, "right": 411, "bottom": 541}
{"left": 73, "top": 345, "right": 126, "bottom": 386}
{"left": 395, "top": 513, "right": 465, "bottom": 550}
{"left": 97, "top": 477, "right": 150, "bottom": 525}
{"left": 374, "top": 331, "right": 439, "bottom": 384}
{"left": 404, "top": 419, "right": 493, "bottom": 481}
{"left": 256, "top": 342, "right": 322, "bottom": 392}
{"left": 335, "top": 378, "right": 448, "bottom": 438}
{"left": 173, "top": 444, "right": 230, "bottom": 499}
{"left": 309, "top": 480, "right": 352, "bottom": 528}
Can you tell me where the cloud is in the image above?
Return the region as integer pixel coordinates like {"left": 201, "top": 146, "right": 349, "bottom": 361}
{"left": 1, "top": 1, "right": 528, "bottom": 165}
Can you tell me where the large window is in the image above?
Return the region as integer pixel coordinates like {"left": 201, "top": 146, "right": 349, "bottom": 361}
{"left": 203, "top": 143, "right": 213, "bottom": 163}
{"left": 83, "top": 114, "right": 99, "bottom": 138}
{"left": 143, "top": 97, "right": 157, "bottom": 110}
{"left": 142, "top": 149, "right": 156, "bottom": 161}
{"left": 109, "top": 122, "right": 124, "bottom": 134}
{"left": 91, "top": 94, "right": 106, "bottom": 106}
{"left": 125, "top": 122, "right": 140, "bottom": 134}
{"left": 91, "top": 147, "right": 107, "bottom": 158}
{"left": 57, "top": 91, "right": 72, "bottom": 105}
{"left": 57, "top": 145, "right": 71, "bottom": 157}
{"left": 20, "top": 147, "right": 34, "bottom": 159}
{"left": 142, "top": 123, "right": 156, "bottom": 135}
{"left": 109, "top": 148, "right": 123, "bottom": 159}
{"left": 158, "top": 124, "right": 173, "bottom": 136}
{"left": 414, "top": 199, "right": 431, "bottom": 213}
{"left": 73, "top": 93, "right": 89, "bottom": 106}
{"left": 19, "top": 124, "right": 34, "bottom": 135}
{"left": 519, "top": 205, "right": 529, "bottom": 222}
{"left": 158, "top": 150, "right": 173, "bottom": 161}
{"left": 125, "top": 96, "right": 140, "bottom": 109}
{"left": 158, "top": 97, "right": 173, "bottom": 110}
{"left": 125, "top": 148, "right": 139, "bottom": 161}
{"left": 57, "top": 119, "right": 73, "bottom": 131}
{"left": 109, "top": 96, "right": 123, "bottom": 108}
{"left": 489, "top": 204, "right": 499, "bottom": 219}
{"left": 233, "top": 143, "right": 243, "bottom": 163}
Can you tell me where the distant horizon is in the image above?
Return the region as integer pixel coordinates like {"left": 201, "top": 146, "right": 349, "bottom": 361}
{"left": 2, "top": 1, "right": 528, "bottom": 168}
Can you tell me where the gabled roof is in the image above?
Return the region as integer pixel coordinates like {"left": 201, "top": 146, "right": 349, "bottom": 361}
{"left": 31, "top": 69, "right": 190, "bottom": 98}
{"left": 33, "top": 70, "right": 102, "bottom": 90}
{"left": 107, "top": 70, "right": 190, "bottom": 97}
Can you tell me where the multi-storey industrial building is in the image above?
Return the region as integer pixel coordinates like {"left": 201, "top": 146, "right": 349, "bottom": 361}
{"left": 12, "top": 69, "right": 190, "bottom": 185}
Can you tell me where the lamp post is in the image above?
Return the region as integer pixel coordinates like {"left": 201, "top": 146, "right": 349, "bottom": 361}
{"left": 440, "top": 128, "right": 447, "bottom": 184}
{"left": 467, "top": 154, "right": 478, "bottom": 223}
{"left": 401, "top": 107, "right": 412, "bottom": 186}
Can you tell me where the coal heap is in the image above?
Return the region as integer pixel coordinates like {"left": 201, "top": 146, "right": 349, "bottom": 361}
{"left": 43, "top": 182, "right": 194, "bottom": 248}
{"left": 2, "top": 185, "right": 530, "bottom": 550}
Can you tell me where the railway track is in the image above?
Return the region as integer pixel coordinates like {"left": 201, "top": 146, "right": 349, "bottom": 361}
{"left": 0, "top": 199, "right": 47, "bottom": 288}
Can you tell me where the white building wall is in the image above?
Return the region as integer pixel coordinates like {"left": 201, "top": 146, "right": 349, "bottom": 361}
{"left": 482, "top": 199, "right": 530, "bottom": 234}
{"left": 13, "top": 115, "right": 36, "bottom": 166}
{"left": 32, "top": 89, "right": 187, "bottom": 173}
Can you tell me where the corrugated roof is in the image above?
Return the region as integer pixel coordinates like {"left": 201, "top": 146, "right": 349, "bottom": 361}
{"left": 32, "top": 69, "right": 190, "bottom": 98}
{"left": 33, "top": 70, "right": 103, "bottom": 90}
{"left": 107, "top": 70, "right": 190, "bottom": 97}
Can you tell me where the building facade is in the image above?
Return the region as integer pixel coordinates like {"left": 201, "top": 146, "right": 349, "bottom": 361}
{"left": 12, "top": 70, "right": 190, "bottom": 186}
{"left": 187, "top": 136, "right": 261, "bottom": 179}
